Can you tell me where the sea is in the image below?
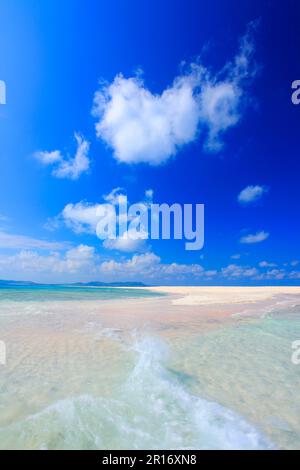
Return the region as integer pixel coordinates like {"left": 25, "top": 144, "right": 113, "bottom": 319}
{"left": 0, "top": 285, "right": 299, "bottom": 450}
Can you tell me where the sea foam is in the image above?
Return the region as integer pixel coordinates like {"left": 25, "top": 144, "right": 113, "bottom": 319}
{"left": 0, "top": 336, "right": 274, "bottom": 450}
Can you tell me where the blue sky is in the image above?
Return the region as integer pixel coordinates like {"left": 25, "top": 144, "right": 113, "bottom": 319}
{"left": 0, "top": 0, "right": 299, "bottom": 285}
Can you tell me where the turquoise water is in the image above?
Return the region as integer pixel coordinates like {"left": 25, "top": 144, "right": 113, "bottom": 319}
{"left": 0, "top": 287, "right": 300, "bottom": 449}
{"left": 0, "top": 285, "right": 162, "bottom": 302}
{"left": 0, "top": 337, "right": 273, "bottom": 450}
{"left": 171, "top": 313, "right": 300, "bottom": 449}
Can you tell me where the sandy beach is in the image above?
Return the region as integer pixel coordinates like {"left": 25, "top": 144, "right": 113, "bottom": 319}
{"left": 142, "top": 285, "right": 300, "bottom": 305}
{"left": 0, "top": 285, "right": 300, "bottom": 449}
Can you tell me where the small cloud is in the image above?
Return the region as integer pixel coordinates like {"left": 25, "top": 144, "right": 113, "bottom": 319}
{"left": 43, "top": 216, "right": 61, "bottom": 232}
{"left": 240, "top": 231, "right": 269, "bottom": 244}
{"left": 289, "top": 271, "right": 300, "bottom": 279}
{"left": 258, "top": 268, "right": 286, "bottom": 280}
{"left": 103, "top": 187, "right": 127, "bottom": 205}
{"left": 238, "top": 185, "right": 268, "bottom": 204}
{"left": 34, "top": 134, "right": 90, "bottom": 180}
{"left": 290, "top": 260, "right": 299, "bottom": 267}
{"left": 34, "top": 150, "right": 62, "bottom": 165}
{"left": 231, "top": 253, "right": 241, "bottom": 259}
{"left": 221, "top": 263, "right": 259, "bottom": 278}
{"left": 145, "top": 189, "right": 154, "bottom": 201}
{"left": 258, "top": 260, "right": 277, "bottom": 268}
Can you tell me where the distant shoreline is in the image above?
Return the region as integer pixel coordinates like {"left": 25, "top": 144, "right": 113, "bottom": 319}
{"left": 1, "top": 282, "right": 300, "bottom": 307}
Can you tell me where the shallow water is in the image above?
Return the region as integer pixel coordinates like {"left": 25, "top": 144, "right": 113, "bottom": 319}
{"left": 0, "top": 285, "right": 162, "bottom": 302}
{"left": 0, "top": 287, "right": 299, "bottom": 449}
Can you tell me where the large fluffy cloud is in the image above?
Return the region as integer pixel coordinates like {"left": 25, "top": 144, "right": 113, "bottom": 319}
{"left": 92, "top": 23, "right": 257, "bottom": 164}
{"left": 93, "top": 71, "right": 201, "bottom": 164}
{"left": 35, "top": 134, "right": 90, "bottom": 180}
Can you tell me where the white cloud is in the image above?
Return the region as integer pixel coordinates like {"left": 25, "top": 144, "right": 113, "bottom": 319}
{"left": 93, "top": 71, "right": 201, "bottom": 164}
{"left": 231, "top": 254, "right": 241, "bottom": 259}
{"left": 92, "top": 23, "right": 257, "bottom": 164}
{"left": 260, "top": 269, "right": 286, "bottom": 280}
{"left": 199, "top": 81, "right": 240, "bottom": 152}
{"left": 99, "top": 252, "right": 204, "bottom": 279}
{"left": 221, "top": 263, "right": 259, "bottom": 278}
{"left": 102, "top": 188, "right": 150, "bottom": 251}
{"left": 240, "top": 231, "right": 269, "bottom": 244}
{"left": 290, "top": 271, "right": 300, "bottom": 279}
{"left": 103, "top": 187, "right": 128, "bottom": 206}
{"left": 1, "top": 244, "right": 299, "bottom": 284}
{"left": 60, "top": 189, "right": 127, "bottom": 235}
{"left": 103, "top": 230, "right": 148, "bottom": 253}
{"left": 238, "top": 185, "right": 268, "bottom": 204}
{"left": 0, "top": 245, "right": 97, "bottom": 281}
{"left": 63, "top": 245, "right": 96, "bottom": 273}
{"left": 0, "top": 250, "right": 60, "bottom": 275}
{"left": 259, "top": 261, "right": 277, "bottom": 268}
{"left": 0, "top": 230, "right": 70, "bottom": 251}
{"left": 59, "top": 188, "right": 152, "bottom": 252}
{"left": 35, "top": 134, "right": 90, "bottom": 180}
{"left": 35, "top": 150, "right": 62, "bottom": 165}
{"left": 0, "top": 248, "right": 207, "bottom": 283}
{"left": 221, "top": 263, "right": 300, "bottom": 281}
{"left": 62, "top": 201, "right": 102, "bottom": 233}
{"left": 161, "top": 262, "right": 205, "bottom": 276}
{"left": 100, "top": 252, "right": 160, "bottom": 274}
{"left": 145, "top": 189, "right": 154, "bottom": 200}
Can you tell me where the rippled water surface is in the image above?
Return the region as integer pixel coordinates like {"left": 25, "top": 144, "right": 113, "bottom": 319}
{"left": 0, "top": 287, "right": 299, "bottom": 449}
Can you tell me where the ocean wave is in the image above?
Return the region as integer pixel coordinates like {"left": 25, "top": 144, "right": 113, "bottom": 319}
{"left": 0, "top": 336, "right": 274, "bottom": 450}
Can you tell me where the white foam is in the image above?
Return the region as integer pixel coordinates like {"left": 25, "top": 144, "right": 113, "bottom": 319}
{"left": 0, "top": 336, "right": 275, "bottom": 450}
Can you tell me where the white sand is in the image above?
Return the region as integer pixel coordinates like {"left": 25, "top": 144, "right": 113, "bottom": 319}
{"left": 142, "top": 286, "right": 300, "bottom": 305}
